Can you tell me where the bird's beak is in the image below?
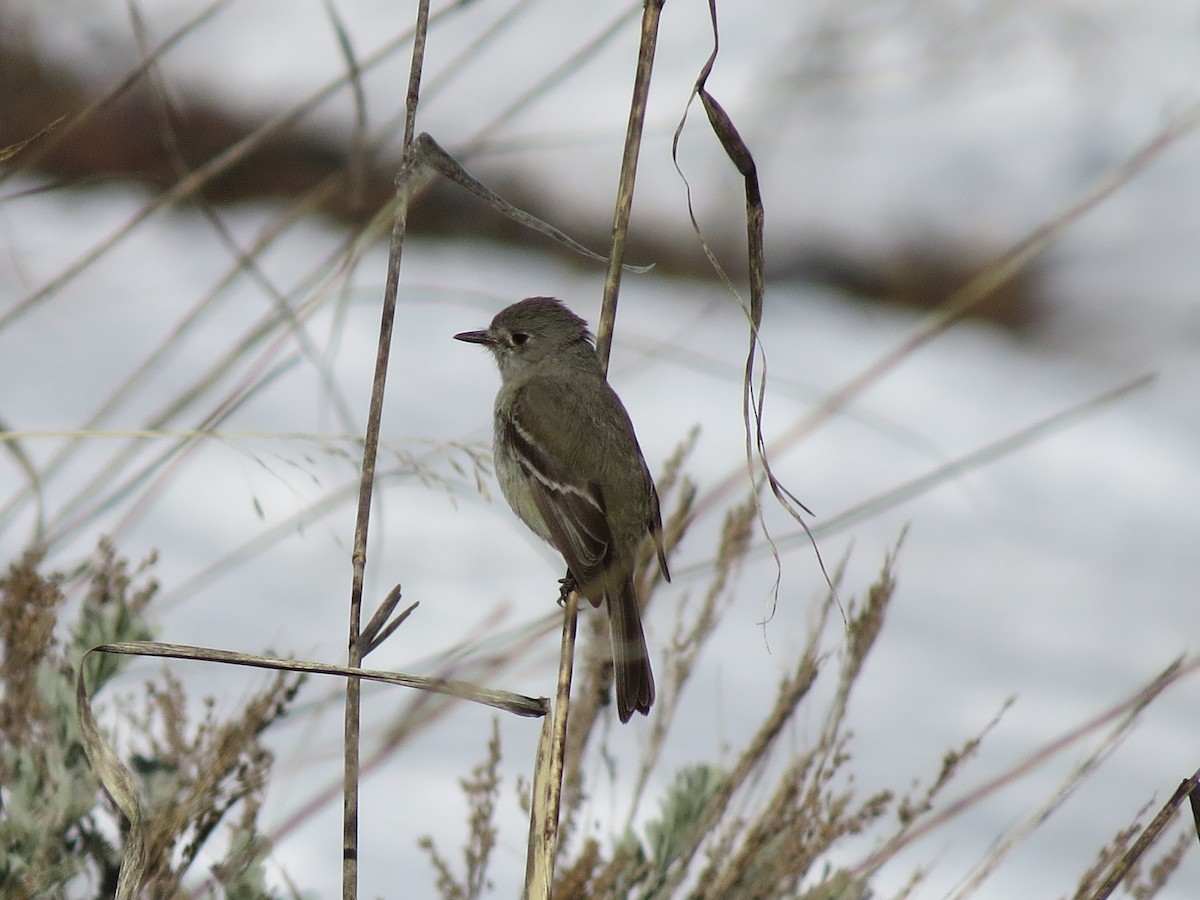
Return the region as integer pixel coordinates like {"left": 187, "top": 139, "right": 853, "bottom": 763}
{"left": 453, "top": 328, "right": 495, "bottom": 346}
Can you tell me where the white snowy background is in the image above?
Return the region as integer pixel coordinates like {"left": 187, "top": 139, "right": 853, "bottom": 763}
{"left": 1, "top": 1, "right": 1198, "bottom": 897}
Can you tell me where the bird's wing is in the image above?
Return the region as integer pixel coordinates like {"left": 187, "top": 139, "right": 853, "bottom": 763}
{"left": 503, "top": 380, "right": 613, "bottom": 597}
{"left": 644, "top": 469, "right": 670, "bottom": 582}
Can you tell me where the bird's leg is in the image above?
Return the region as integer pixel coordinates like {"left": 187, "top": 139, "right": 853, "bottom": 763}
{"left": 557, "top": 572, "right": 578, "bottom": 607}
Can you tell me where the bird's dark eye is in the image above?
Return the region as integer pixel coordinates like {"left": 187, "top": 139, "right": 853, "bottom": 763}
{"left": 511, "top": 332, "right": 529, "bottom": 346}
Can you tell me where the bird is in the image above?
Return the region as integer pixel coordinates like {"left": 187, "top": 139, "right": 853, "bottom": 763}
{"left": 454, "top": 297, "right": 670, "bottom": 722}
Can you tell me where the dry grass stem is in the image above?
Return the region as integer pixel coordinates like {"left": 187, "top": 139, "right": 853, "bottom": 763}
{"left": 595, "top": 0, "right": 665, "bottom": 365}
{"left": 527, "top": 0, "right": 666, "bottom": 892}
{"left": 339, "top": 1, "right": 432, "bottom": 894}
{"left": 525, "top": 589, "right": 580, "bottom": 898}
{"left": 1079, "top": 768, "right": 1200, "bottom": 900}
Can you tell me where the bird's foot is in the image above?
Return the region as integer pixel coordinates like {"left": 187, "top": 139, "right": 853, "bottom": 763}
{"left": 557, "top": 574, "right": 578, "bottom": 607}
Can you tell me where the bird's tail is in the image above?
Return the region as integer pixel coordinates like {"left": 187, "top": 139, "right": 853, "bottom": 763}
{"left": 607, "top": 577, "right": 655, "bottom": 722}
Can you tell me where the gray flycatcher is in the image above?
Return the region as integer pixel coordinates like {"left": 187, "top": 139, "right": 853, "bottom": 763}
{"left": 454, "top": 297, "right": 670, "bottom": 722}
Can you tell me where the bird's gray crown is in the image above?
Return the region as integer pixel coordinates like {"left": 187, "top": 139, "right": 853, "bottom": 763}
{"left": 490, "top": 297, "right": 593, "bottom": 347}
